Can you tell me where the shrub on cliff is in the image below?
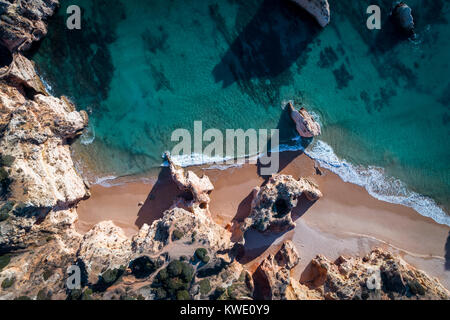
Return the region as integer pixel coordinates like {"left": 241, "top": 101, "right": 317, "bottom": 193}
{"left": 0, "top": 155, "right": 15, "bottom": 167}
{"left": 152, "top": 259, "right": 194, "bottom": 300}
{"left": 0, "top": 167, "right": 12, "bottom": 196}
{"left": 130, "top": 256, "right": 160, "bottom": 279}
{"left": 0, "top": 201, "right": 14, "bottom": 222}
{"left": 194, "top": 248, "right": 210, "bottom": 264}
{"left": 172, "top": 229, "right": 184, "bottom": 241}
{"left": 0, "top": 254, "right": 11, "bottom": 271}
{"left": 199, "top": 279, "right": 211, "bottom": 295}
{"left": 1, "top": 277, "right": 15, "bottom": 289}
{"left": 94, "top": 266, "right": 125, "bottom": 291}
{"left": 176, "top": 290, "right": 190, "bottom": 300}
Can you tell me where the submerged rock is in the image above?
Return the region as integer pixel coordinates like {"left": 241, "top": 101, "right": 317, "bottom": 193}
{"left": 392, "top": 2, "right": 415, "bottom": 36}
{"left": 288, "top": 103, "right": 321, "bottom": 138}
{"left": 290, "top": 0, "right": 331, "bottom": 28}
{"left": 243, "top": 174, "right": 322, "bottom": 233}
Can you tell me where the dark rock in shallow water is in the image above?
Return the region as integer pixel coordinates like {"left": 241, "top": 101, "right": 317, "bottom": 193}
{"left": 392, "top": 2, "right": 415, "bottom": 36}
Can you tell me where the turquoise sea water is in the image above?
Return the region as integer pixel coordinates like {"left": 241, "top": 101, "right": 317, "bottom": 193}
{"left": 31, "top": 0, "right": 450, "bottom": 223}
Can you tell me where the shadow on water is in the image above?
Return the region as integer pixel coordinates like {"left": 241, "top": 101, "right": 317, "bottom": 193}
{"left": 212, "top": 0, "right": 320, "bottom": 88}
{"left": 135, "top": 167, "right": 180, "bottom": 229}
{"left": 445, "top": 231, "right": 450, "bottom": 271}
{"left": 257, "top": 103, "right": 312, "bottom": 179}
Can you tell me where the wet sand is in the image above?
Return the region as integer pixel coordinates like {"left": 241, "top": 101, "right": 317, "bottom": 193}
{"left": 76, "top": 151, "right": 450, "bottom": 288}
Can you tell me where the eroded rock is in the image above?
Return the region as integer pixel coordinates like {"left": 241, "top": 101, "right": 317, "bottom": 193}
{"left": 290, "top": 0, "right": 331, "bottom": 28}
{"left": 288, "top": 102, "right": 321, "bottom": 138}
{"left": 132, "top": 207, "right": 232, "bottom": 256}
{"left": 166, "top": 152, "right": 214, "bottom": 211}
{"left": 0, "top": 0, "right": 59, "bottom": 53}
{"left": 77, "top": 221, "right": 132, "bottom": 285}
{"left": 305, "top": 248, "right": 450, "bottom": 300}
{"left": 392, "top": 2, "right": 415, "bottom": 36}
{"left": 253, "top": 241, "right": 301, "bottom": 300}
{"left": 243, "top": 174, "right": 322, "bottom": 233}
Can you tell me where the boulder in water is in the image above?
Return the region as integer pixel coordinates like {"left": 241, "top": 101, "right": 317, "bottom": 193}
{"left": 392, "top": 2, "right": 415, "bottom": 36}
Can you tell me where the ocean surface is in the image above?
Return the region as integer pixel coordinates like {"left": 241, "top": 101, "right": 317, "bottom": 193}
{"left": 31, "top": 0, "right": 450, "bottom": 224}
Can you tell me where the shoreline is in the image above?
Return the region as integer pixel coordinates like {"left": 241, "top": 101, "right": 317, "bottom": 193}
{"left": 76, "top": 151, "right": 450, "bottom": 289}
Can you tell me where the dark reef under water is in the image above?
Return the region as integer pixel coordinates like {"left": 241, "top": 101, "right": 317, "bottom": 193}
{"left": 31, "top": 0, "right": 450, "bottom": 221}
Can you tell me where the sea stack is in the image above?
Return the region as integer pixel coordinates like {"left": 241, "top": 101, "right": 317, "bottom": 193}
{"left": 392, "top": 2, "right": 415, "bottom": 36}
{"left": 290, "top": 0, "right": 331, "bottom": 27}
{"left": 288, "top": 102, "right": 321, "bottom": 138}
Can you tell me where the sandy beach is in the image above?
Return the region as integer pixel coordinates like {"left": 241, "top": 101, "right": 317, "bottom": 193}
{"left": 76, "top": 151, "right": 450, "bottom": 289}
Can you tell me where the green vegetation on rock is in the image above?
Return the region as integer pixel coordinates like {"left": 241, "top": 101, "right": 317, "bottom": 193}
{"left": 152, "top": 259, "right": 194, "bottom": 300}
{"left": 0, "top": 155, "right": 15, "bottom": 167}
{"left": 199, "top": 279, "right": 211, "bottom": 295}
{"left": 194, "top": 248, "right": 210, "bottom": 264}
{"left": 1, "top": 277, "right": 15, "bottom": 289}
{"left": 130, "top": 256, "right": 160, "bottom": 279}
{"left": 0, "top": 254, "right": 11, "bottom": 271}
{"left": 0, "top": 167, "right": 12, "bottom": 196}
{"left": 176, "top": 290, "right": 190, "bottom": 300}
{"left": 37, "top": 289, "right": 51, "bottom": 300}
{"left": 95, "top": 266, "right": 125, "bottom": 291}
{"left": 81, "top": 288, "right": 93, "bottom": 300}
{"left": 172, "top": 229, "right": 184, "bottom": 241}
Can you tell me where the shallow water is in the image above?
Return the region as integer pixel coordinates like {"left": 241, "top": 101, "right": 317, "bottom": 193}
{"left": 32, "top": 0, "right": 450, "bottom": 219}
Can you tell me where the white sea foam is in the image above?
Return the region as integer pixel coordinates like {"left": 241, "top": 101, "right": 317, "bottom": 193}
{"left": 161, "top": 153, "right": 235, "bottom": 168}
{"left": 305, "top": 140, "right": 450, "bottom": 226}
{"left": 160, "top": 138, "right": 450, "bottom": 226}
{"left": 93, "top": 175, "right": 119, "bottom": 187}
{"left": 80, "top": 124, "right": 96, "bottom": 145}
{"left": 39, "top": 74, "right": 54, "bottom": 95}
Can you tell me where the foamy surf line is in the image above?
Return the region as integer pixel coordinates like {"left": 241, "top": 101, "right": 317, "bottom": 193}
{"left": 161, "top": 139, "right": 450, "bottom": 226}
{"left": 305, "top": 140, "right": 450, "bottom": 227}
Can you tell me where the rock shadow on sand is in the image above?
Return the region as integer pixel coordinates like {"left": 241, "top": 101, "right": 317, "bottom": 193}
{"left": 445, "top": 231, "right": 450, "bottom": 271}
{"left": 135, "top": 167, "right": 181, "bottom": 229}
{"left": 235, "top": 194, "right": 317, "bottom": 264}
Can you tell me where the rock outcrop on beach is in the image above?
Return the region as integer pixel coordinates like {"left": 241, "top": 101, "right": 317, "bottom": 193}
{"left": 132, "top": 207, "right": 233, "bottom": 256}
{"left": 253, "top": 241, "right": 302, "bottom": 300}
{"left": 288, "top": 103, "right": 321, "bottom": 138}
{"left": 243, "top": 174, "right": 322, "bottom": 233}
{"left": 0, "top": 0, "right": 59, "bottom": 52}
{"left": 392, "top": 2, "right": 415, "bottom": 36}
{"left": 166, "top": 153, "right": 214, "bottom": 211}
{"left": 77, "top": 221, "right": 132, "bottom": 285}
{"left": 290, "top": 0, "right": 330, "bottom": 28}
{"left": 302, "top": 248, "right": 450, "bottom": 300}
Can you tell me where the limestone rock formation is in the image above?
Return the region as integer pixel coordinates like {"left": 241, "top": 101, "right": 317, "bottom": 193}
{"left": 166, "top": 152, "right": 214, "bottom": 210}
{"left": 253, "top": 241, "right": 302, "bottom": 300}
{"left": 2, "top": 54, "right": 48, "bottom": 94}
{"left": 77, "top": 221, "right": 132, "bottom": 285}
{"left": 288, "top": 102, "right": 321, "bottom": 138}
{"left": 132, "top": 207, "right": 233, "bottom": 256}
{"left": 290, "top": 0, "right": 331, "bottom": 28}
{"left": 304, "top": 248, "right": 450, "bottom": 300}
{"left": 243, "top": 174, "right": 322, "bottom": 233}
{"left": 0, "top": 0, "right": 59, "bottom": 53}
{"left": 392, "top": 2, "right": 415, "bottom": 36}
{"left": 0, "top": 75, "right": 89, "bottom": 210}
